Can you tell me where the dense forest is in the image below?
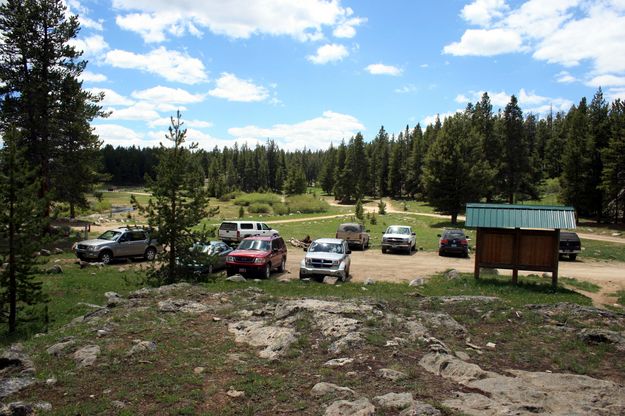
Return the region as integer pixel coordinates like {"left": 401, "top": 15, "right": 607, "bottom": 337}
{"left": 101, "top": 89, "right": 625, "bottom": 223}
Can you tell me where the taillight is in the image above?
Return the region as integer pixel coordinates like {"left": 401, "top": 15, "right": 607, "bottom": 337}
{"left": 460, "top": 239, "right": 468, "bottom": 245}
{"left": 440, "top": 239, "right": 449, "bottom": 245}
{"left": 237, "top": 230, "right": 240, "bottom": 239}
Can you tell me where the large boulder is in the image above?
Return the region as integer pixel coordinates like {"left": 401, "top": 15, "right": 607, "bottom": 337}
{"left": 373, "top": 392, "right": 414, "bottom": 410}
{"left": 325, "top": 398, "right": 375, "bottom": 416}
{"left": 73, "top": 345, "right": 100, "bottom": 368}
{"left": 311, "top": 382, "right": 355, "bottom": 397}
{"left": 228, "top": 320, "right": 297, "bottom": 360}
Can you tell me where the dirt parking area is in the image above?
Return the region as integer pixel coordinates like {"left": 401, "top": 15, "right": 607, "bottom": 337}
{"left": 282, "top": 248, "right": 625, "bottom": 306}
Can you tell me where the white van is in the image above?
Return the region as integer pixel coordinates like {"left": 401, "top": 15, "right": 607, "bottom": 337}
{"left": 218, "top": 221, "right": 279, "bottom": 243}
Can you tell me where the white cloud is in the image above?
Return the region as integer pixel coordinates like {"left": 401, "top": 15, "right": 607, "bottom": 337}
{"left": 228, "top": 110, "right": 365, "bottom": 151}
{"left": 104, "top": 47, "right": 208, "bottom": 84}
{"left": 333, "top": 17, "right": 366, "bottom": 38}
{"left": 111, "top": 0, "right": 363, "bottom": 43}
{"left": 67, "top": 0, "right": 104, "bottom": 31}
{"left": 455, "top": 88, "right": 573, "bottom": 114}
{"left": 94, "top": 124, "right": 159, "bottom": 148}
{"left": 461, "top": 0, "right": 509, "bottom": 26}
{"left": 586, "top": 74, "right": 625, "bottom": 87}
{"left": 107, "top": 102, "right": 161, "bottom": 121}
{"left": 149, "top": 118, "right": 213, "bottom": 129}
{"left": 455, "top": 94, "right": 471, "bottom": 103}
{"left": 365, "top": 63, "right": 402, "bottom": 76}
{"left": 395, "top": 84, "right": 417, "bottom": 94}
{"left": 307, "top": 43, "right": 349, "bottom": 64}
{"left": 80, "top": 71, "right": 108, "bottom": 83}
{"left": 421, "top": 111, "right": 461, "bottom": 127}
{"left": 69, "top": 34, "right": 108, "bottom": 58}
{"left": 556, "top": 71, "right": 577, "bottom": 83}
{"left": 443, "top": 29, "right": 523, "bottom": 56}
{"left": 131, "top": 86, "right": 205, "bottom": 104}
{"left": 87, "top": 88, "right": 134, "bottom": 106}
{"left": 208, "top": 73, "right": 270, "bottom": 102}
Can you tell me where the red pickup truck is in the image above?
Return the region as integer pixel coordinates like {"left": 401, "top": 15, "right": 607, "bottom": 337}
{"left": 226, "top": 235, "right": 287, "bottom": 278}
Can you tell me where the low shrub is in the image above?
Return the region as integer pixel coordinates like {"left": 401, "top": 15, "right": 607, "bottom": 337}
{"left": 248, "top": 203, "right": 272, "bottom": 214}
{"left": 286, "top": 194, "right": 329, "bottom": 214}
{"left": 219, "top": 191, "right": 242, "bottom": 202}
{"left": 272, "top": 202, "right": 289, "bottom": 216}
{"left": 234, "top": 192, "right": 281, "bottom": 207}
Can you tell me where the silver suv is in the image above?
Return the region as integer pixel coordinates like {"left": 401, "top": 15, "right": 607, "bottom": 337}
{"left": 299, "top": 238, "right": 351, "bottom": 281}
{"left": 74, "top": 227, "right": 162, "bottom": 264}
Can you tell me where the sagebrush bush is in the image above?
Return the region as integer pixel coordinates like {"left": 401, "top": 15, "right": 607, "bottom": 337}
{"left": 219, "top": 191, "right": 241, "bottom": 202}
{"left": 248, "top": 203, "right": 272, "bottom": 214}
{"left": 234, "top": 192, "right": 281, "bottom": 207}
{"left": 272, "top": 202, "right": 289, "bottom": 215}
{"left": 286, "top": 194, "right": 329, "bottom": 213}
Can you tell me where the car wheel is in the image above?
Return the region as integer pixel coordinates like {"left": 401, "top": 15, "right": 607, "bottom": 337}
{"left": 412, "top": 243, "right": 416, "bottom": 252}
{"left": 365, "top": 239, "right": 369, "bottom": 249}
{"left": 299, "top": 270, "right": 305, "bottom": 279}
{"left": 278, "top": 257, "right": 286, "bottom": 272}
{"left": 382, "top": 247, "right": 387, "bottom": 254}
{"left": 207, "top": 264, "right": 213, "bottom": 274}
{"left": 438, "top": 250, "right": 444, "bottom": 257}
{"left": 99, "top": 250, "right": 113, "bottom": 265}
{"left": 361, "top": 242, "right": 365, "bottom": 251}
{"left": 144, "top": 247, "right": 157, "bottom": 261}
{"left": 226, "top": 268, "right": 235, "bottom": 277}
{"left": 569, "top": 254, "right": 577, "bottom": 261}
{"left": 263, "top": 264, "right": 271, "bottom": 279}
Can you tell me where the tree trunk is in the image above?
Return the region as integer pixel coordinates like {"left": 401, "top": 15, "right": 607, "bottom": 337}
{"left": 70, "top": 202, "right": 75, "bottom": 219}
{"left": 451, "top": 212, "right": 458, "bottom": 225}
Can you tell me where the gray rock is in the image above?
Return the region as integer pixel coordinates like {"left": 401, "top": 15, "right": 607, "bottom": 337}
{"left": 39, "top": 248, "right": 51, "bottom": 256}
{"left": 228, "top": 320, "right": 297, "bottom": 360}
{"left": 104, "top": 291, "right": 123, "bottom": 307}
{"left": 129, "top": 287, "right": 152, "bottom": 298}
{"left": 363, "top": 278, "right": 375, "bottom": 285}
{"left": 325, "top": 398, "right": 375, "bottom": 416}
{"left": 323, "top": 358, "right": 354, "bottom": 367}
{"left": 399, "top": 401, "right": 442, "bottom": 416}
{"left": 409, "top": 278, "right": 425, "bottom": 287}
{"left": 226, "top": 274, "right": 246, "bottom": 282}
{"left": 373, "top": 392, "right": 414, "bottom": 410}
{"left": 126, "top": 340, "right": 157, "bottom": 356}
{"left": 376, "top": 368, "right": 408, "bottom": 381}
{"left": 274, "top": 299, "right": 372, "bottom": 319}
{"left": 404, "top": 321, "right": 429, "bottom": 340}
{"left": 414, "top": 311, "right": 467, "bottom": 336}
{"left": 578, "top": 328, "right": 625, "bottom": 351}
{"left": 481, "top": 268, "right": 499, "bottom": 275}
{"left": 73, "top": 345, "right": 101, "bottom": 368}
{"left": 316, "top": 313, "right": 360, "bottom": 338}
{"left": 46, "top": 339, "right": 76, "bottom": 356}
{"left": 328, "top": 332, "right": 364, "bottom": 355}
{"left": 158, "top": 299, "right": 209, "bottom": 314}
{"left": 226, "top": 388, "right": 245, "bottom": 398}
{"left": 444, "top": 269, "right": 460, "bottom": 280}
{"left": 419, "top": 353, "right": 496, "bottom": 385}
{"left": 323, "top": 276, "right": 339, "bottom": 285}
{"left": 0, "top": 378, "right": 36, "bottom": 400}
{"left": 53, "top": 247, "right": 64, "bottom": 254}
{"left": 311, "top": 382, "right": 355, "bottom": 397}
{"left": 455, "top": 350, "right": 471, "bottom": 361}
{"left": 419, "top": 296, "right": 499, "bottom": 305}
{"left": 111, "top": 400, "right": 126, "bottom": 409}
{"left": 46, "top": 264, "right": 63, "bottom": 274}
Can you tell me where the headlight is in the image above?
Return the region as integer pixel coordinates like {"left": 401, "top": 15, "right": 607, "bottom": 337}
{"left": 305, "top": 258, "right": 312, "bottom": 266}
{"left": 331, "top": 260, "right": 340, "bottom": 266}
{"left": 88, "top": 246, "right": 97, "bottom": 251}
{"left": 226, "top": 256, "right": 235, "bottom": 262}
{"left": 253, "top": 257, "right": 266, "bottom": 264}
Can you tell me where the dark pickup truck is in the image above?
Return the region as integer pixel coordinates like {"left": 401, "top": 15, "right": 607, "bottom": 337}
{"left": 559, "top": 232, "right": 581, "bottom": 261}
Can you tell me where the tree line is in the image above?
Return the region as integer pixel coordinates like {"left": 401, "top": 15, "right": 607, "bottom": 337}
{"left": 102, "top": 89, "right": 625, "bottom": 224}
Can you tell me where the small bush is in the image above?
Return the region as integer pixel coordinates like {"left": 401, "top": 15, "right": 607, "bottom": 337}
{"left": 378, "top": 200, "right": 386, "bottom": 215}
{"left": 238, "top": 206, "right": 245, "bottom": 218}
{"left": 234, "top": 192, "right": 281, "bottom": 207}
{"left": 219, "top": 191, "right": 241, "bottom": 202}
{"left": 248, "top": 203, "right": 272, "bottom": 214}
{"left": 272, "top": 202, "right": 289, "bottom": 216}
{"left": 355, "top": 199, "right": 364, "bottom": 220}
{"left": 286, "top": 194, "right": 329, "bottom": 214}
{"left": 370, "top": 213, "right": 377, "bottom": 225}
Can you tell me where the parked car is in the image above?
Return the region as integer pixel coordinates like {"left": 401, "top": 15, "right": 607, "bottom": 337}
{"left": 335, "top": 223, "right": 370, "bottom": 250}
{"left": 218, "top": 221, "right": 279, "bottom": 244}
{"left": 225, "top": 235, "right": 287, "bottom": 278}
{"left": 73, "top": 227, "right": 162, "bottom": 264}
{"left": 179, "top": 241, "right": 233, "bottom": 274}
{"left": 299, "top": 238, "right": 351, "bottom": 281}
{"left": 559, "top": 231, "right": 581, "bottom": 261}
{"left": 381, "top": 225, "right": 416, "bottom": 254}
{"left": 437, "top": 229, "right": 469, "bottom": 257}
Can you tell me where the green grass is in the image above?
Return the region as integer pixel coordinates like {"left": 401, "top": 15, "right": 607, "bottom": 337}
{"left": 285, "top": 194, "right": 330, "bottom": 214}
{"left": 560, "top": 277, "right": 601, "bottom": 293}
{"left": 581, "top": 240, "right": 625, "bottom": 262}
{"left": 233, "top": 192, "right": 282, "bottom": 207}
{"left": 613, "top": 290, "right": 625, "bottom": 306}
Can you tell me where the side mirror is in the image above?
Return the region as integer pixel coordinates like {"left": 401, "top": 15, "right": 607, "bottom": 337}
{"left": 366, "top": 229, "right": 370, "bottom": 233}
{"left": 346, "top": 249, "right": 352, "bottom": 254}
{"left": 437, "top": 234, "right": 441, "bottom": 237}
{"left": 303, "top": 247, "right": 308, "bottom": 252}
{"left": 412, "top": 232, "right": 416, "bottom": 236}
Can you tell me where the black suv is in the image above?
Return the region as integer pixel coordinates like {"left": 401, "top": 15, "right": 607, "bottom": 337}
{"left": 437, "top": 229, "right": 469, "bottom": 257}
{"left": 559, "top": 232, "right": 581, "bottom": 261}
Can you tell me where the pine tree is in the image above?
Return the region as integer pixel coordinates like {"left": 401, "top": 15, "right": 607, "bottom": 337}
{"left": 601, "top": 99, "right": 625, "bottom": 223}
{"left": 0, "top": 130, "right": 47, "bottom": 333}
{"left": 0, "top": 0, "right": 105, "bottom": 223}
{"left": 319, "top": 144, "right": 336, "bottom": 195}
{"left": 142, "top": 112, "right": 210, "bottom": 285}
{"left": 422, "top": 113, "right": 493, "bottom": 224}
{"left": 588, "top": 88, "right": 610, "bottom": 219}
{"left": 371, "top": 126, "right": 389, "bottom": 197}
{"left": 283, "top": 164, "right": 307, "bottom": 195}
{"left": 333, "top": 140, "right": 349, "bottom": 202}
{"left": 355, "top": 199, "right": 364, "bottom": 221}
{"left": 406, "top": 124, "right": 424, "bottom": 197}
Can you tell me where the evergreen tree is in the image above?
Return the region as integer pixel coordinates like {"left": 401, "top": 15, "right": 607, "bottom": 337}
{"left": 406, "top": 124, "right": 424, "bottom": 197}
{"left": 0, "top": 0, "right": 104, "bottom": 222}
{"left": 0, "top": 130, "right": 47, "bottom": 333}
{"left": 601, "top": 99, "right": 625, "bottom": 223}
{"left": 588, "top": 88, "right": 610, "bottom": 218}
{"left": 142, "top": 112, "right": 210, "bottom": 285}
{"left": 355, "top": 199, "right": 364, "bottom": 221}
{"left": 319, "top": 144, "right": 336, "bottom": 195}
{"left": 422, "top": 113, "right": 493, "bottom": 224}
{"left": 283, "top": 164, "right": 307, "bottom": 195}
{"left": 333, "top": 140, "right": 349, "bottom": 202}
{"left": 343, "top": 132, "right": 368, "bottom": 201}
{"left": 371, "top": 126, "right": 390, "bottom": 197}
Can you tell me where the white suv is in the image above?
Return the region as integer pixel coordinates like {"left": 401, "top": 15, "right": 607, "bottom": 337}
{"left": 218, "top": 221, "right": 279, "bottom": 243}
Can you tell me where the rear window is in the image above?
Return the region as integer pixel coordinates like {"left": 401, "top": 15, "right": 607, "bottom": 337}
{"left": 338, "top": 224, "right": 360, "bottom": 232}
{"left": 219, "top": 222, "right": 237, "bottom": 231}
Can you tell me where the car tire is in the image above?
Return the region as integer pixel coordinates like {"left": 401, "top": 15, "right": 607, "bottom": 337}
{"left": 411, "top": 243, "right": 416, "bottom": 252}
{"left": 382, "top": 247, "right": 387, "bottom": 254}
{"left": 144, "top": 247, "right": 157, "bottom": 261}
{"left": 569, "top": 254, "right": 577, "bottom": 261}
{"left": 299, "top": 270, "right": 305, "bottom": 280}
{"left": 438, "top": 250, "right": 444, "bottom": 257}
{"left": 278, "top": 257, "right": 286, "bottom": 272}
{"left": 226, "top": 268, "right": 235, "bottom": 277}
{"left": 365, "top": 239, "right": 369, "bottom": 249}
{"left": 99, "top": 250, "right": 113, "bottom": 265}
{"left": 263, "top": 264, "right": 271, "bottom": 279}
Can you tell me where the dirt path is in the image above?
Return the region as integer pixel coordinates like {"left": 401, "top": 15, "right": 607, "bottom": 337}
{"left": 282, "top": 249, "right": 625, "bottom": 307}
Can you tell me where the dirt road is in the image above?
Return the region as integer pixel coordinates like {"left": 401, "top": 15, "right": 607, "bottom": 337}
{"left": 282, "top": 248, "right": 625, "bottom": 307}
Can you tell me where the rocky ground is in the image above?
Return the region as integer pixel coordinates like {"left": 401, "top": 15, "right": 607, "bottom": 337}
{"left": 2, "top": 280, "right": 625, "bottom": 415}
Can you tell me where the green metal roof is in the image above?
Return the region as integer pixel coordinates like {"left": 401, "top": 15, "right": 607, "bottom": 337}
{"left": 465, "top": 203, "right": 576, "bottom": 229}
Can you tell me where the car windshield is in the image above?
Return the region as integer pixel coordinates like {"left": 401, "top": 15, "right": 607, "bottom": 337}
{"left": 387, "top": 226, "right": 410, "bottom": 235}
{"left": 238, "top": 240, "right": 270, "bottom": 251}
{"left": 445, "top": 231, "right": 465, "bottom": 239}
{"left": 98, "top": 230, "right": 122, "bottom": 241}
{"left": 309, "top": 242, "right": 343, "bottom": 254}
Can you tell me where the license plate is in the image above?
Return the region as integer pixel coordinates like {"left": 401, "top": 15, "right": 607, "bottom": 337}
{"left": 239, "top": 268, "right": 246, "bottom": 273}
{"left": 451, "top": 244, "right": 457, "bottom": 247}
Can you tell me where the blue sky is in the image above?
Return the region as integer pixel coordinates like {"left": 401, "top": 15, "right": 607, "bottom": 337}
{"left": 70, "top": 0, "right": 625, "bottom": 150}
